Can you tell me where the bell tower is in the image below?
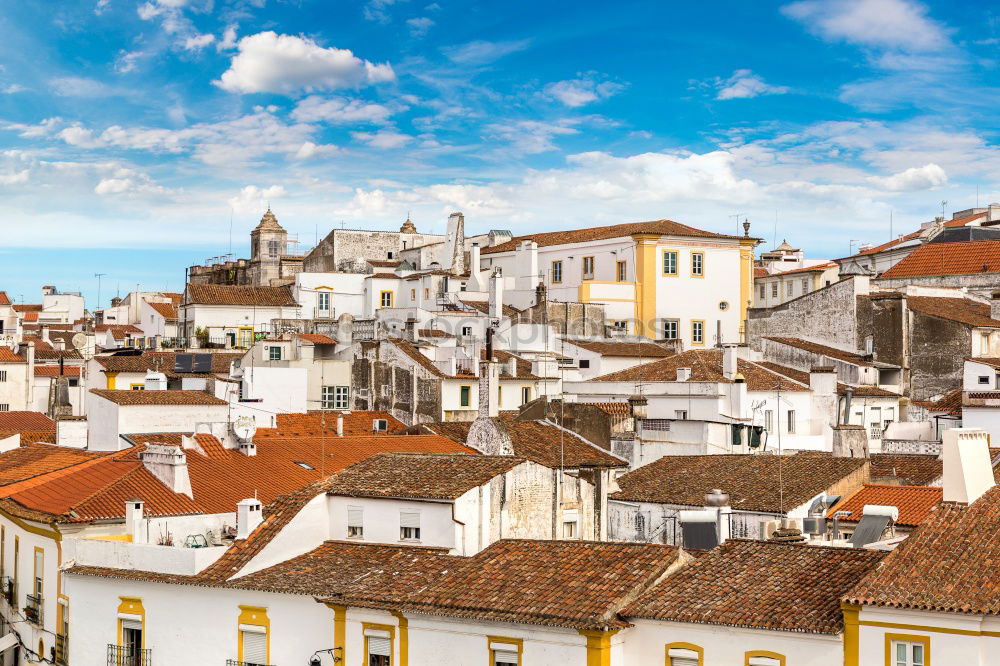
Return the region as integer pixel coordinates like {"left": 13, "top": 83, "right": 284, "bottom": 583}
{"left": 249, "top": 208, "right": 287, "bottom": 286}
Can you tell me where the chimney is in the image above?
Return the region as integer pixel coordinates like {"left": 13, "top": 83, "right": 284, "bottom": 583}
{"left": 125, "top": 498, "right": 146, "bottom": 544}
{"left": 41, "top": 326, "right": 50, "bottom": 343}
{"left": 479, "top": 358, "right": 500, "bottom": 418}
{"left": 831, "top": 424, "right": 868, "bottom": 458}
{"left": 239, "top": 437, "right": 257, "bottom": 457}
{"left": 676, "top": 367, "right": 691, "bottom": 382}
{"left": 488, "top": 268, "right": 504, "bottom": 321}
{"left": 990, "top": 203, "right": 1000, "bottom": 224}
{"left": 144, "top": 370, "right": 167, "bottom": 391}
{"left": 444, "top": 212, "right": 466, "bottom": 276}
{"left": 507, "top": 356, "right": 518, "bottom": 378}
{"left": 722, "top": 344, "right": 737, "bottom": 380}
{"left": 336, "top": 412, "right": 344, "bottom": 437}
{"left": 942, "top": 428, "right": 994, "bottom": 504}
{"left": 405, "top": 318, "right": 417, "bottom": 342}
{"left": 141, "top": 444, "right": 193, "bottom": 498}
{"left": 25, "top": 342, "right": 34, "bottom": 409}
{"left": 236, "top": 498, "right": 263, "bottom": 539}
{"left": 470, "top": 243, "right": 481, "bottom": 274}
{"left": 808, "top": 366, "right": 837, "bottom": 396}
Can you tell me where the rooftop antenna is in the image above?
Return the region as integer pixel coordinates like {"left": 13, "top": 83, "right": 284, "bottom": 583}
{"left": 889, "top": 210, "right": 893, "bottom": 241}
{"left": 941, "top": 200, "right": 948, "bottom": 219}
{"left": 728, "top": 213, "right": 745, "bottom": 237}
{"left": 94, "top": 273, "right": 106, "bottom": 310}
{"left": 228, "top": 208, "right": 234, "bottom": 259}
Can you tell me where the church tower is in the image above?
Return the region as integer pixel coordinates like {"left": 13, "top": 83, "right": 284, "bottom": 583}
{"left": 249, "top": 208, "right": 288, "bottom": 286}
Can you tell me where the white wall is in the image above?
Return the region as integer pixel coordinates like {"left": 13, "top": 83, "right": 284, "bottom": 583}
{"left": 86, "top": 395, "right": 230, "bottom": 451}
{"left": 328, "top": 496, "right": 456, "bottom": 551}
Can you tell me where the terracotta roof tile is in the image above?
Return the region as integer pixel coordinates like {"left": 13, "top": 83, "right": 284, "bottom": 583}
{"left": 906, "top": 296, "right": 1000, "bottom": 328}
{"left": 846, "top": 485, "right": 1000, "bottom": 614}
{"left": 916, "top": 387, "right": 963, "bottom": 417}
{"left": 94, "top": 351, "right": 241, "bottom": 375}
{"left": 0, "top": 292, "right": 9, "bottom": 306}
{"left": 333, "top": 539, "right": 682, "bottom": 629}
{"left": 765, "top": 261, "right": 839, "bottom": 277}
{"left": 418, "top": 329, "right": 455, "bottom": 339}
{"left": 255, "top": 411, "right": 406, "bottom": 437}
{"left": 389, "top": 338, "right": 448, "bottom": 378}
{"left": 33, "top": 349, "right": 82, "bottom": 361}
{"left": 34, "top": 366, "right": 83, "bottom": 377}
{"left": 96, "top": 324, "right": 143, "bottom": 339}
{"left": 755, "top": 362, "right": 900, "bottom": 397}
{"left": 328, "top": 453, "right": 519, "bottom": 500}
{"left": 480, "top": 219, "right": 746, "bottom": 255}
{"left": 89, "top": 389, "right": 228, "bottom": 406}
{"left": 764, "top": 337, "right": 874, "bottom": 366}
{"left": 828, "top": 484, "right": 942, "bottom": 527}
{"left": 185, "top": 283, "right": 298, "bottom": 306}
{"left": 624, "top": 539, "right": 885, "bottom": 634}
{"left": 881, "top": 239, "right": 1000, "bottom": 279}
{"left": 13, "top": 304, "right": 42, "bottom": 313}
{"left": 0, "top": 442, "right": 97, "bottom": 487}
{"left": 146, "top": 301, "right": 179, "bottom": 320}
{"left": 0, "top": 347, "right": 25, "bottom": 363}
{"left": 294, "top": 333, "right": 337, "bottom": 345}
{"left": 869, "top": 454, "right": 943, "bottom": 486}
{"left": 560, "top": 339, "right": 673, "bottom": 358}
{"left": 460, "top": 299, "right": 522, "bottom": 318}
{"left": 591, "top": 349, "right": 810, "bottom": 391}
{"left": 611, "top": 454, "right": 869, "bottom": 512}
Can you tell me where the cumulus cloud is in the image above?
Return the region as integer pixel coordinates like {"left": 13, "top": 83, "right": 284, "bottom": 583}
{"left": 714, "top": 70, "right": 790, "bottom": 100}
{"left": 545, "top": 74, "right": 625, "bottom": 107}
{"left": 229, "top": 184, "right": 286, "bottom": 214}
{"left": 94, "top": 167, "right": 168, "bottom": 196}
{"left": 782, "top": 0, "right": 949, "bottom": 52}
{"left": 183, "top": 33, "right": 216, "bottom": 51}
{"left": 867, "top": 163, "right": 947, "bottom": 191}
{"left": 407, "top": 17, "right": 434, "bottom": 37}
{"left": 58, "top": 124, "right": 103, "bottom": 148}
{"left": 292, "top": 141, "right": 338, "bottom": 160}
{"left": 215, "top": 31, "right": 395, "bottom": 95}
{"left": 442, "top": 39, "right": 530, "bottom": 65}
{"left": 351, "top": 129, "right": 413, "bottom": 149}
{"left": 2, "top": 84, "right": 25, "bottom": 94}
{"left": 290, "top": 96, "right": 395, "bottom": 124}
{"left": 218, "top": 25, "right": 238, "bottom": 51}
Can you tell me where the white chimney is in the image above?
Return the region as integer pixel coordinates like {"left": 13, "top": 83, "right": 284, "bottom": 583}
{"left": 676, "top": 367, "right": 691, "bottom": 382}
{"left": 470, "top": 243, "right": 481, "bottom": 274}
{"left": 443, "top": 212, "right": 466, "bottom": 276}
{"left": 722, "top": 344, "right": 737, "bottom": 380}
{"left": 125, "top": 498, "right": 146, "bottom": 544}
{"left": 144, "top": 370, "right": 167, "bottom": 391}
{"left": 507, "top": 356, "right": 518, "bottom": 378}
{"left": 942, "top": 428, "right": 994, "bottom": 504}
{"left": 336, "top": 412, "right": 344, "bottom": 437}
{"left": 489, "top": 268, "right": 504, "bottom": 321}
{"left": 141, "top": 444, "right": 193, "bottom": 498}
{"left": 41, "top": 326, "right": 50, "bottom": 343}
{"left": 991, "top": 292, "right": 1000, "bottom": 323}
{"left": 808, "top": 366, "right": 837, "bottom": 396}
{"left": 990, "top": 203, "right": 1000, "bottom": 224}
{"left": 239, "top": 438, "right": 257, "bottom": 457}
{"left": 236, "top": 498, "right": 263, "bottom": 539}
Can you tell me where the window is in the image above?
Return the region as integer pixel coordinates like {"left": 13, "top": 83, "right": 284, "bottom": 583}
{"left": 0, "top": 404, "right": 10, "bottom": 412}
{"left": 460, "top": 385, "right": 472, "bottom": 407}
{"left": 347, "top": 506, "right": 364, "bottom": 539}
{"left": 460, "top": 282, "right": 467, "bottom": 291}
{"left": 718, "top": 301, "right": 729, "bottom": 311}
{"left": 613, "top": 320, "right": 627, "bottom": 331}
{"left": 759, "top": 284, "right": 765, "bottom": 300}
{"left": 521, "top": 387, "right": 531, "bottom": 404}
{"left": 579, "top": 359, "right": 591, "bottom": 369}
{"left": 691, "top": 320, "right": 704, "bottom": 345}
{"left": 491, "top": 640, "right": 521, "bottom": 666}
{"left": 662, "top": 251, "right": 678, "bottom": 276}
{"left": 317, "top": 291, "right": 331, "bottom": 313}
{"left": 410, "top": 289, "right": 416, "bottom": 300}
{"left": 33, "top": 548, "right": 42, "bottom": 598}
{"left": 666, "top": 644, "right": 702, "bottom": 666}
{"left": 563, "top": 520, "right": 577, "bottom": 538}
{"left": 617, "top": 260, "right": 627, "bottom": 282}
{"left": 675, "top": 410, "right": 688, "bottom": 420}
{"left": 802, "top": 278, "right": 809, "bottom": 294}
{"left": 552, "top": 260, "right": 563, "bottom": 283}
{"left": 980, "top": 376, "right": 991, "bottom": 385}
{"left": 387, "top": 251, "right": 394, "bottom": 259}
{"left": 321, "top": 385, "right": 347, "bottom": 409}
{"left": 0, "top": 371, "right": 6, "bottom": 382}
{"left": 267, "top": 240, "right": 279, "bottom": 258}
{"left": 785, "top": 281, "right": 793, "bottom": 296}
{"left": 662, "top": 319, "right": 678, "bottom": 340}
{"left": 582, "top": 256, "right": 595, "bottom": 280}
{"left": 366, "top": 630, "right": 392, "bottom": 666}
{"left": 787, "top": 410, "right": 796, "bottom": 434}
{"left": 461, "top": 326, "right": 473, "bottom": 336}
{"left": 373, "top": 419, "right": 388, "bottom": 432}
{"left": 424, "top": 288, "right": 430, "bottom": 299}
{"left": 268, "top": 346, "right": 281, "bottom": 361}
{"left": 691, "top": 252, "right": 704, "bottom": 276}
{"left": 771, "top": 283, "right": 778, "bottom": 298}
{"left": 400, "top": 510, "right": 421, "bottom": 540}
{"left": 764, "top": 410, "right": 773, "bottom": 431}
{"left": 240, "top": 626, "right": 267, "bottom": 666}
{"left": 892, "top": 640, "right": 926, "bottom": 666}
{"left": 379, "top": 291, "right": 394, "bottom": 308}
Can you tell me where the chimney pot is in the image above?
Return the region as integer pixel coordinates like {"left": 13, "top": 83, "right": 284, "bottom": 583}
{"left": 236, "top": 498, "right": 263, "bottom": 539}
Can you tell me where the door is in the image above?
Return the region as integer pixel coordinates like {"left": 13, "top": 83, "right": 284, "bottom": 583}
{"left": 237, "top": 328, "right": 253, "bottom": 349}
{"left": 121, "top": 620, "right": 142, "bottom": 666}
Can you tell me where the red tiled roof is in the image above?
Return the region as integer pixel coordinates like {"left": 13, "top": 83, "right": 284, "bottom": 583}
{"left": 294, "top": 333, "right": 337, "bottom": 345}
{"left": 0, "top": 347, "right": 25, "bottom": 363}
{"left": 0, "top": 442, "right": 95, "bottom": 487}
{"left": 944, "top": 211, "right": 988, "bottom": 228}
{"left": 13, "top": 304, "right": 42, "bottom": 313}
{"left": 846, "top": 485, "right": 1000, "bottom": 614}
{"left": 828, "top": 484, "right": 942, "bottom": 527}
{"left": 89, "top": 389, "right": 228, "bottom": 406}
{"left": 755, "top": 362, "right": 900, "bottom": 397}
{"left": 560, "top": 339, "right": 673, "bottom": 358}
{"left": 332, "top": 539, "right": 682, "bottom": 630}
{"left": 185, "top": 283, "right": 298, "bottom": 306}
{"left": 94, "top": 351, "right": 241, "bottom": 375}
{"left": 611, "top": 454, "right": 869, "bottom": 513}
{"left": 869, "top": 454, "right": 943, "bottom": 486}
{"left": 328, "top": 453, "right": 520, "bottom": 499}
{"left": 591, "top": 349, "right": 810, "bottom": 391}
{"left": 480, "top": 219, "right": 748, "bottom": 255}
{"left": 146, "top": 301, "right": 179, "bottom": 320}
{"left": 765, "top": 261, "right": 839, "bottom": 277}
{"left": 255, "top": 411, "right": 406, "bottom": 437}
{"left": 854, "top": 229, "right": 923, "bottom": 257}
{"left": 460, "top": 299, "right": 522, "bottom": 318}
{"left": 96, "top": 324, "right": 143, "bottom": 339}
{"left": 0, "top": 412, "right": 56, "bottom": 433}
{"left": 881, "top": 239, "right": 1000, "bottom": 279}
{"left": 917, "top": 387, "right": 963, "bottom": 417}
{"left": 0, "top": 292, "right": 9, "bottom": 306}
{"left": 34, "top": 366, "right": 83, "bottom": 377}
{"left": 906, "top": 296, "right": 1000, "bottom": 329}
{"left": 418, "top": 329, "right": 455, "bottom": 339}
{"left": 624, "top": 539, "right": 885, "bottom": 634}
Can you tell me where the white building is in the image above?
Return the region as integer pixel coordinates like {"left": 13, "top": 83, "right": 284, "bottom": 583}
{"left": 179, "top": 284, "right": 302, "bottom": 348}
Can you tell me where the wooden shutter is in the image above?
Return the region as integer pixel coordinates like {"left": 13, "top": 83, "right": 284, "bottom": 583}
{"left": 242, "top": 629, "right": 267, "bottom": 665}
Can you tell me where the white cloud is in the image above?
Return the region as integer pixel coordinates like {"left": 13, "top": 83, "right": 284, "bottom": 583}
{"left": 407, "top": 17, "right": 434, "bottom": 37}
{"left": 867, "top": 163, "right": 947, "bottom": 191}
{"left": 714, "top": 69, "right": 790, "bottom": 100}
{"left": 218, "top": 25, "right": 238, "bottom": 51}
{"left": 0, "top": 170, "right": 29, "bottom": 185}
{"left": 290, "top": 96, "right": 396, "bottom": 124}
{"left": 216, "top": 32, "right": 396, "bottom": 95}
{"left": 5, "top": 117, "right": 61, "bottom": 138}
{"left": 351, "top": 129, "right": 413, "bottom": 149}
{"left": 2, "top": 84, "right": 25, "bottom": 94}
{"left": 782, "top": 0, "right": 949, "bottom": 52}
{"left": 545, "top": 75, "right": 625, "bottom": 107}
{"left": 49, "top": 76, "right": 111, "bottom": 97}
{"left": 442, "top": 39, "right": 531, "bottom": 65}
{"left": 183, "top": 33, "right": 216, "bottom": 51}
{"left": 364, "top": 0, "right": 402, "bottom": 22}
{"left": 486, "top": 119, "right": 579, "bottom": 154}
{"left": 115, "top": 50, "right": 144, "bottom": 73}
{"left": 292, "top": 141, "right": 338, "bottom": 160}
{"left": 229, "top": 185, "right": 286, "bottom": 214}
{"left": 58, "top": 125, "right": 103, "bottom": 148}
{"left": 94, "top": 0, "right": 111, "bottom": 14}
{"left": 94, "top": 167, "right": 169, "bottom": 196}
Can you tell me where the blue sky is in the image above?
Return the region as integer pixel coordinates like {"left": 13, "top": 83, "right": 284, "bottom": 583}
{"left": 2, "top": 0, "right": 1000, "bottom": 306}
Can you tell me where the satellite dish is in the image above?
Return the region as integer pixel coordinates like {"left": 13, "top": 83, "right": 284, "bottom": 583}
{"left": 233, "top": 416, "right": 257, "bottom": 442}
{"left": 71, "top": 333, "right": 87, "bottom": 350}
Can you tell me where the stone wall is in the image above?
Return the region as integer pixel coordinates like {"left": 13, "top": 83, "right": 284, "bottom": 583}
{"left": 908, "top": 309, "right": 970, "bottom": 401}
{"left": 747, "top": 276, "right": 867, "bottom": 351}
{"left": 303, "top": 229, "right": 443, "bottom": 273}
{"left": 516, "top": 296, "right": 607, "bottom": 337}
{"left": 351, "top": 340, "right": 443, "bottom": 425}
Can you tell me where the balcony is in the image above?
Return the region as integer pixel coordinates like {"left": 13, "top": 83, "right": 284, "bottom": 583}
{"left": 55, "top": 633, "right": 68, "bottom": 665}
{"left": 24, "top": 593, "right": 42, "bottom": 625}
{"left": 107, "top": 645, "right": 152, "bottom": 666}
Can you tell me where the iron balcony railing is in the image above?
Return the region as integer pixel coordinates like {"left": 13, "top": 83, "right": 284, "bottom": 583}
{"left": 107, "top": 644, "right": 152, "bottom": 666}
{"left": 24, "top": 593, "right": 42, "bottom": 625}
{"left": 55, "top": 633, "right": 69, "bottom": 665}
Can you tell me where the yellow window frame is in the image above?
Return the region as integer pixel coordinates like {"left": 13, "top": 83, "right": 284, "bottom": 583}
{"left": 691, "top": 319, "right": 706, "bottom": 346}
{"left": 662, "top": 249, "right": 679, "bottom": 276}
{"left": 884, "top": 633, "right": 930, "bottom": 666}
{"left": 744, "top": 650, "right": 786, "bottom": 666}
{"left": 363, "top": 622, "right": 396, "bottom": 663}
{"left": 116, "top": 597, "right": 146, "bottom": 649}
{"left": 691, "top": 251, "right": 705, "bottom": 277}
{"left": 487, "top": 635, "right": 523, "bottom": 665}
{"left": 237, "top": 605, "right": 270, "bottom": 664}
{"left": 379, "top": 290, "right": 394, "bottom": 308}
{"left": 665, "top": 642, "right": 704, "bottom": 665}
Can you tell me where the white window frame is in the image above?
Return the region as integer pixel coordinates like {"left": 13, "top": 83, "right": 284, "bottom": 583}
{"left": 317, "top": 291, "right": 331, "bottom": 313}
{"left": 268, "top": 346, "right": 281, "bottom": 361}
{"left": 662, "top": 319, "right": 678, "bottom": 340}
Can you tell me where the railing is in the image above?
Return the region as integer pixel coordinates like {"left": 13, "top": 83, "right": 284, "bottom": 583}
{"left": 869, "top": 426, "right": 883, "bottom": 440}
{"left": 24, "top": 593, "right": 42, "bottom": 625}
{"left": 55, "top": 632, "right": 68, "bottom": 665}
{"left": 227, "top": 661, "right": 274, "bottom": 666}
{"left": 353, "top": 319, "right": 376, "bottom": 341}
{"left": 107, "top": 644, "right": 152, "bottom": 666}
{"left": 639, "top": 419, "right": 672, "bottom": 432}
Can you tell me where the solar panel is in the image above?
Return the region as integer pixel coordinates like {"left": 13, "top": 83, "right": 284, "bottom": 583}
{"left": 850, "top": 514, "right": 891, "bottom": 547}
{"left": 680, "top": 518, "right": 719, "bottom": 550}
{"left": 174, "top": 353, "right": 193, "bottom": 373}
{"left": 192, "top": 353, "right": 213, "bottom": 372}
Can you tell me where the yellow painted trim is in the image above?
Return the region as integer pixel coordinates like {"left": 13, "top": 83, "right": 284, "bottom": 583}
{"left": 89, "top": 534, "right": 133, "bottom": 542}
{"left": 579, "top": 629, "right": 619, "bottom": 666}
{"left": 106, "top": 371, "right": 118, "bottom": 390}
{"left": 0, "top": 506, "right": 62, "bottom": 541}
{"left": 739, "top": 239, "right": 755, "bottom": 343}
{"left": 117, "top": 597, "right": 145, "bottom": 648}
{"left": 326, "top": 603, "right": 347, "bottom": 665}
{"left": 379, "top": 290, "right": 395, "bottom": 308}
{"left": 691, "top": 319, "right": 706, "bottom": 346}
{"left": 237, "top": 605, "right": 270, "bottom": 663}
{"left": 315, "top": 285, "right": 335, "bottom": 291}
{"left": 661, "top": 248, "right": 679, "bottom": 277}
{"left": 842, "top": 603, "right": 860, "bottom": 666}
{"left": 884, "top": 632, "right": 929, "bottom": 666}
{"left": 13, "top": 536, "right": 18, "bottom": 606}
{"left": 129, "top": 383, "right": 144, "bottom": 390}
{"left": 362, "top": 622, "right": 396, "bottom": 666}
{"left": 744, "top": 649, "right": 786, "bottom": 666}
{"left": 860, "top": 619, "right": 996, "bottom": 637}
{"left": 632, "top": 233, "right": 659, "bottom": 339}
{"left": 551, "top": 260, "right": 563, "bottom": 284}
{"left": 665, "top": 642, "right": 704, "bottom": 665}
{"left": 690, "top": 251, "right": 705, "bottom": 278}
{"left": 391, "top": 612, "right": 409, "bottom": 666}
{"left": 487, "top": 635, "right": 523, "bottom": 664}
